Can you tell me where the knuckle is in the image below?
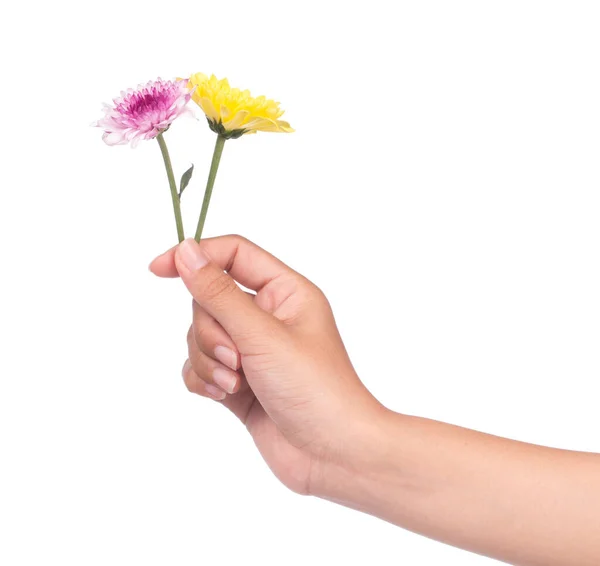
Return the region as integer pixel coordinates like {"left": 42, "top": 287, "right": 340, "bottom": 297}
{"left": 225, "top": 233, "right": 248, "bottom": 246}
{"left": 306, "top": 280, "right": 330, "bottom": 308}
{"left": 202, "top": 271, "right": 237, "bottom": 303}
{"left": 182, "top": 367, "right": 194, "bottom": 392}
{"left": 306, "top": 284, "right": 334, "bottom": 320}
{"left": 194, "top": 323, "right": 214, "bottom": 350}
{"left": 188, "top": 348, "right": 201, "bottom": 371}
{"left": 189, "top": 350, "right": 211, "bottom": 383}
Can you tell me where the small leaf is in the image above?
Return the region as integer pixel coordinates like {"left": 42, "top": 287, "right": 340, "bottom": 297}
{"left": 179, "top": 164, "right": 194, "bottom": 198}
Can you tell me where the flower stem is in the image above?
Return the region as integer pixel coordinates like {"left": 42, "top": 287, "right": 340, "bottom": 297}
{"left": 195, "top": 134, "right": 226, "bottom": 242}
{"left": 156, "top": 132, "right": 185, "bottom": 243}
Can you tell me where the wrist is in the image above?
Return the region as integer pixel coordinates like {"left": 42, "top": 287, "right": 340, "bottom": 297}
{"left": 309, "top": 403, "right": 410, "bottom": 505}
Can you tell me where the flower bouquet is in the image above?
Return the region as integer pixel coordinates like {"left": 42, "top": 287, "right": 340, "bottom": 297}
{"left": 94, "top": 74, "right": 293, "bottom": 242}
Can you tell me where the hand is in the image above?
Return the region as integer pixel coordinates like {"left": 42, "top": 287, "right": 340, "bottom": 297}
{"left": 151, "top": 237, "right": 600, "bottom": 566}
{"left": 150, "top": 236, "right": 382, "bottom": 495}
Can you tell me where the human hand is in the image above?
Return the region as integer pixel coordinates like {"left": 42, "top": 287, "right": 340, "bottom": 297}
{"left": 150, "top": 236, "right": 600, "bottom": 566}
{"left": 150, "top": 236, "right": 382, "bottom": 495}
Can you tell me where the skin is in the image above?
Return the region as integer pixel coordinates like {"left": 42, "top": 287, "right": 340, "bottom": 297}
{"left": 150, "top": 236, "right": 600, "bottom": 566}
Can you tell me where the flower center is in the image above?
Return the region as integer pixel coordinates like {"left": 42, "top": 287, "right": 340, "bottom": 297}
{"left": 121, "top": 87, "right": 174, "bottom": 119}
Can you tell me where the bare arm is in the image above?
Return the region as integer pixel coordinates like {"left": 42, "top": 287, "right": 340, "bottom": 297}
{"left": 314, "top": 409, "right": 600, "bottom": 566}
{"left": 151, "top": 236, "right": 600, "bottom": 566}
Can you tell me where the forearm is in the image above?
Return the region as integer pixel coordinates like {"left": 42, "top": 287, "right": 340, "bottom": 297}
{"left": 312, "top": 408, "right": 600, "bottom": 566}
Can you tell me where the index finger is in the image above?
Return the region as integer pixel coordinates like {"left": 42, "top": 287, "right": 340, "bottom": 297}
{"left": 149, "top": 234, "right": 294, "bottom": 292}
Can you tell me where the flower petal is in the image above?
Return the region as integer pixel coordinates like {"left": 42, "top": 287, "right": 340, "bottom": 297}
{"left": 223, "top": 110, "right": 250, "bottom": 130}
{"left": 186, "top": 73, "right": 293, "bottom": 137}
{"left": 198, "top": 96, "right": 219, "bottom": 122}
{"left": 94, "top": 78, "right": 192, "bottom": 147}
{"left": 102, "top": 131, "right": 127, "bottom": 145}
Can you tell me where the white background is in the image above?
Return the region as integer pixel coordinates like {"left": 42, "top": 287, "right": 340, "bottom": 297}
{"left": 1, "top": 1, "right": 599, "bottom": 564}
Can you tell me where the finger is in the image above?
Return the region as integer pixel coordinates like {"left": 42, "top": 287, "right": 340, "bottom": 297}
{"left": 181, "top": 359, "right": 227, "bottom": 401}
{"left": 182, "top": 359, "right": 259, "bottom": 424}
{"left": 151, "top": 235, "right": 297, "bottom": 291}
{"left": 192, "top": 301, "right": 240, "bottom": 371}
{"left": 175, "top": 239, "right": 282, "bottom": 351}
{"left": 187, "top": 328, "right": 241, "bottom": 394}
{"left": 201, "top": 235, "right": 295, "bottom": 292}
{"left": 149, "top": 245, "right": 178, "bottom": 278}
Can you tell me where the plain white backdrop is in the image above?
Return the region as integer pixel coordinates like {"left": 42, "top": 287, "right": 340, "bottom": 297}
{"left": 1, "top": 1, "right": 599, "bottom": 564}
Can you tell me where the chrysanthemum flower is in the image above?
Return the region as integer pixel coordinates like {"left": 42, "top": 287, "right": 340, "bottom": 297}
{"left": 187, "top": 73, "right": 294, "bottom": 139}
{"left": 95, "top": 78, "right": 194, "bottom": 243}
{"left": 184, "top": 73, "right": 293, "bottom": 241}
{"left": 95, "top": 78, "right": 191, "bottom": 148}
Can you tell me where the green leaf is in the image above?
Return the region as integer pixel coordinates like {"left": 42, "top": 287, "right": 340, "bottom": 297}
{"left": 179, "top": 164, "right": 194, "bottom": 198}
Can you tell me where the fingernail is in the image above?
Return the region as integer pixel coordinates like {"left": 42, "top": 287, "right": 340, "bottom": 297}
{"left": 182, "top": 359, "right": 192, "bottom": 377}
{"left": 214, "top": 346, "right": 238, "bottom": 371}
{"left": 213, "top": 368, "right": 237, "bottom": 394}
{"left": 178, "top": 238, "right": 209, "bottom": 272}
{"left": 205, "top": 383, "right": 227, "bottom": 401}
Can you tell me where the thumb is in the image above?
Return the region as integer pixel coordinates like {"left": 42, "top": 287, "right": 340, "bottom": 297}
{"left": 175, "top": 238, "right": 280, "bottom": 352}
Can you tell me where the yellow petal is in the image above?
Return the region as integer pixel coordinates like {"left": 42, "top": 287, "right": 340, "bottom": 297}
{"left": 223, "top": 109, "right": 250, "bottom": 130}
{"left": 277, "top": 120, "right": 295, "bottom": 133}
{"left": 199, "top": 96, "right": 219, "bottom": 121}
{"left": 190, "top": 72, "right": 208, "bottom": 87}
{"left": 187, "top": 73, "right": 293, "bottom": 136}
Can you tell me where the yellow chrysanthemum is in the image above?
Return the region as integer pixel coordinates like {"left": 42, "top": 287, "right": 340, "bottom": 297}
{"left": 187, "top": 73, "right": 294, "bottom": 139}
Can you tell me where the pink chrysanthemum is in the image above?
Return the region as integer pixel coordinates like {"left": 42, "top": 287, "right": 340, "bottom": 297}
{"left": 95, "top": 78, "right": 192, "bottom": 147}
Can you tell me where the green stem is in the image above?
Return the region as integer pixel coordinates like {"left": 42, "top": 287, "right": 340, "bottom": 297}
{"left": 156, "top": 132, "right": 185, "bottom": 243}
{"left": 195, "top": 134, "right": 226, "bottom": 242}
